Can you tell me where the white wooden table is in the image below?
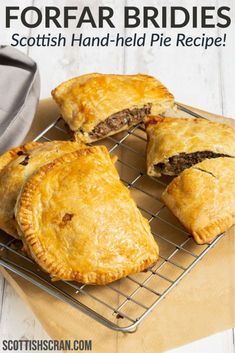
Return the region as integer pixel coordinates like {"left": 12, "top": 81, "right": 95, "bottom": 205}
{"left": 0, "top": 0, "right": 234, "bottom": 351}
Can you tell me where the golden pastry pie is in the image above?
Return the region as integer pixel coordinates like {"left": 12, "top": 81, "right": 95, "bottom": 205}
{"left": 15, "top": 146, "right": 159, "bottom": 284}
{"left": 52, "top": 73, "right": 174, "bottom": 143}
{"left": 161, "top": 157, "right": 235, "bottom": 244}
{"left": 0, "top": 142, "right": 40, "bottom": 173}
{"left": 0, "top": 142, "right": 41, "bottom": 238}
{"left": 145, "top": 116, "right": 235, "bottom": 177}
{"left": 0, "top": 140, "right": 82, "bottom": 238}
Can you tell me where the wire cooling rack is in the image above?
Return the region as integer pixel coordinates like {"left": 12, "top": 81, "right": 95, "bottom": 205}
{"left": 0, "top": 104, "right": 224, "bottom": 333}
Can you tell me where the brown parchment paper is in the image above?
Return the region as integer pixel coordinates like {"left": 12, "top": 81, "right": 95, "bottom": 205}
{"left": 0, "top": 100, "right": 234, "bottom": 353}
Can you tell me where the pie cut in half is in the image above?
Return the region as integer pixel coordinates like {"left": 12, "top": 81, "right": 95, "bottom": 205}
{"left": 52, "top": 73, "right": 174, "bottom": 143}
{"left": 0, "top": 140, "right": 82, "bottom": 238}
{"left": 15, "top": 146, "right": 159, "bottom": 284}
{"left": 145, "top": 116, "right": 235, "bottom": 177}
{"left": 161, "top": 157, "right": 235, "bottom": 244}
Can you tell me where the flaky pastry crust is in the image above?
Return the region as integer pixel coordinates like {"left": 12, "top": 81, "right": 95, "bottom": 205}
{"left": 0, "top": 142, "right": 40, "bottom": 174}
{"left": 145, "top": 116, "right": 235, "bottom": 176}
{"left": 15, "top": 146, "right": 159, "bottom": 284}
{"left": 52, "top": 73, "right": 174, "bottom": 143}
{"left": 0, "top": 141, "right": 83, "bottom": 238}
{"left": 161, "top": 157, "right": 235, "bottom": 244}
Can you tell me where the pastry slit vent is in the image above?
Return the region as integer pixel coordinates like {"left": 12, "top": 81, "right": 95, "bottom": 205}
{"left": 193, "top": 167, "right": 217, "bottom": 178}
{"left": 155, "top": 151, "right": 232, "bottom": 175}
{"left": 17, "top": 151, "right": 27, "bottom": 156}
{"left": 19, "top": 154, "right": 30, "bottom": 166}
{"left": 89, "top": 103, "right": 152, "bottom": 140}
{"left": 60, "top": 213, "right": 74, "bottom": 227}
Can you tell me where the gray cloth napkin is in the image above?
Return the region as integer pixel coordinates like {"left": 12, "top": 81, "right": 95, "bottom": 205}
{"left": 0, "top": 46, "right": 40, "bottom": 153}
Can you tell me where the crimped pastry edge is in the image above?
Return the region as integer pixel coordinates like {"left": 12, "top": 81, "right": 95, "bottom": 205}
{"left": 15, "top": 146, "right": 158, "bottom": 284}
{"left": 0, "top": 142, "right": 41, "bottom": 239}
{"left": 161, "top": 163, "right": 235, "bottom": 245}
{"left": 192, "top": 215, "right": 234, "bottom": 244}
{"left": 161, "top": 194, "right": 229, "bottom": 245}
{"left": 163, "top": 188, "right": 234, "bottom": 244}
{"left": 0, "top": 141, "right": 41, "bottom": 173}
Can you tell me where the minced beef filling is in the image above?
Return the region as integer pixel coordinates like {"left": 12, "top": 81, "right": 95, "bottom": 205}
{"left": 89, "top": 104, "right": 152, "bottom": 139}
{"left": 155, "top": 151, "right": 231, "bottom": 175}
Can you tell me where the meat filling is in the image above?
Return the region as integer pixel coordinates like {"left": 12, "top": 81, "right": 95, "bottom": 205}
{"left": 155, "top": 151, "right": 231, "bottom": 175}
{"left": 89, "top": 104, "right": 152, "bottom": 139}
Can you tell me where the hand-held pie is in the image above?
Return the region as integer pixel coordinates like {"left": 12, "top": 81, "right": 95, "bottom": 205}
{"left": 145, "top": 116, "right": 235, "bottom": 177}
{"left": 0, "top": 141, "right": 83, "bottom": 238}
{"left": 0, "top": 142, "right": 40, "bottom": 174}
{"left": 15, "top": 146, "right": 159, "bottom": 284}
{"left": 161, "top": 157, "right": 235, "bottom": 244}
{"left": 0, "top": 141, "right": 41, "bottom": 238}
{"left": 52, "top": 73, "right": 174, "bottom": 143}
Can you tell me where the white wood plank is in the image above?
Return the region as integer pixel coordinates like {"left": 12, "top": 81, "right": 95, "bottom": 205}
{"left": 218, "top": 0, "right": 235, "bottom": 117}
{"left": 0, "top": 0, "right": 33, "bottom": 54}
{"left": 0, "top": 275, "right": 5, "bottom": 323}
{"left": 124, "top": 0, "right": 225, "bottom": 115}
{"left": 27, "top": 0, "right": 126, "bottom": 98}
{"left": 167, "top": 329, "right": 235, "bottom": 353}
{"left": 0, "top": 280, "right": 52, "bottom": 342}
